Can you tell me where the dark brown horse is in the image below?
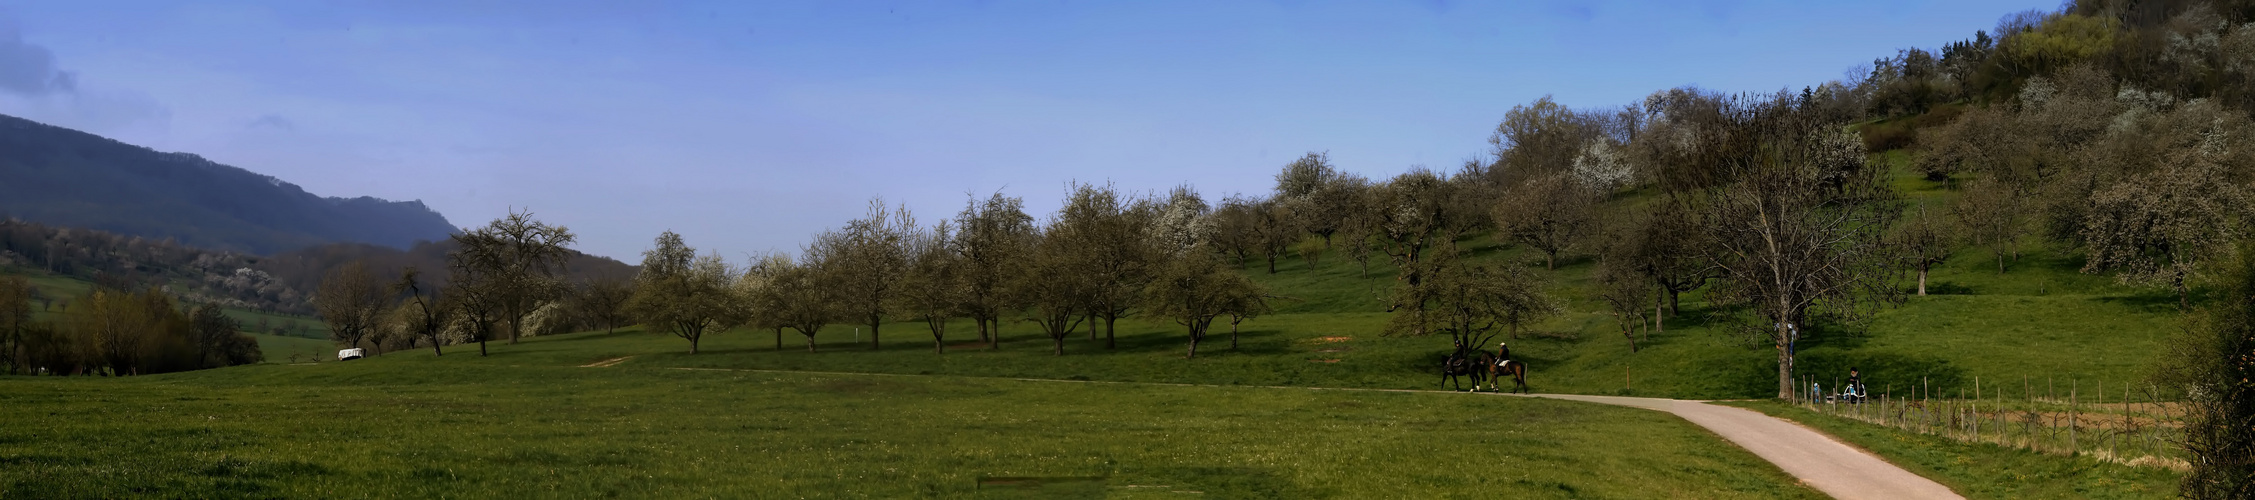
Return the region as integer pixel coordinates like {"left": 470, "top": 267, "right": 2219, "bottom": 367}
{"left": 1439, "top": 339, "right": 1488, "bottom": 391}
{"left": 1487, "top": 357, "right": 1528, "bottom": 393}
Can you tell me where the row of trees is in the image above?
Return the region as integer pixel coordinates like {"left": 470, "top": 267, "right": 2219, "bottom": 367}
{"left": 0, "top": 275, "right": 262, "bottom": 375}
{"left": 627, "top": 187, "right": 1274, "bottom": 358}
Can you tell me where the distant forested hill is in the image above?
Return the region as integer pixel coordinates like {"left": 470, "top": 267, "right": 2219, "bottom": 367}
{"left": 0, "top": 113, "right": 457, "bottom": 254}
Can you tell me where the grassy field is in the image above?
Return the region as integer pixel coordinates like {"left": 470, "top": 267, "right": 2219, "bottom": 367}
{"left": 0, "top": 353, "right": 1822, "bottom": 498}
{"left": 1725, "top": 401, "right": 2181, "bottom": 499}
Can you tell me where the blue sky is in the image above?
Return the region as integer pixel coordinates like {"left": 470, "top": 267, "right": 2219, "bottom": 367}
{"left": 0, "top": 0, "right": 2051, "bottom": 261}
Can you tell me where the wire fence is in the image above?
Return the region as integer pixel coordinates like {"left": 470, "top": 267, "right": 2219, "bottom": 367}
{"left": 1791, "top": 374, "right": 2188, "bottom": 470}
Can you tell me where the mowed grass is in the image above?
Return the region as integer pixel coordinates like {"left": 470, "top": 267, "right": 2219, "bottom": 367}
{"left": 0, "top": 355, "right": 1820, "bottom": 499}
{"left": 1724, "top": 401, "right": 2180, "bottom": 500}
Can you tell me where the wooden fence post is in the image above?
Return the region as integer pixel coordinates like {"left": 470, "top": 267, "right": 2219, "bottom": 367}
{"left": 1922, "top": 376, "right": 1931, "bottom": 435}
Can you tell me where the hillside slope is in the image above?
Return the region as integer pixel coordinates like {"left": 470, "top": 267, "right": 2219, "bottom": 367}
{"left": 0, "top": 113, "right": 457, "bottom": 254}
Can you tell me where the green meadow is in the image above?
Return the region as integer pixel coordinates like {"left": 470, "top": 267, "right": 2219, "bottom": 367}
{"left": 1, "top": 356, "right": 1820, "bottom": 498}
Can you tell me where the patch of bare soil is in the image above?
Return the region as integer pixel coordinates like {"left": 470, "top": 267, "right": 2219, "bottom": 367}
{"left": 580, "top": 356, "right": 633, "bottom": 368}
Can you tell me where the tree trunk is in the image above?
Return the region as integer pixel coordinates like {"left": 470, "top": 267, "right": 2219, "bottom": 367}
{"left": 1266, "top": 255, "right": 1277, "bottom": 274}
{"left": 1230, "top": 319, "right": 1241, "bottom": 350}
{"left": 1053, "top": 330, "right": 1065, "bottom": 356}
{"left": 1668, "top": 289, "right": 1681, "bottom": 315}
{"left": 429, "top": 334, "right": 442, "bottom": 356}
{"left": 1654, "top": 294, "right": 1664, "bottom": 335}
{"left": 869, "top": 316, "right": 881, "bottom": 351}
{"left": 775, "top": 328, "right": 783, "bottom": 351}
{"left": 1775, "top": 325, "right": 1792, "bottom": 399}
{"left": 933, "top": 322, "right": 945, "bottom": 354}
{"left": 1087, "top": 313, "right": 1097, "bottom": 341}
{"left": 1544, "top": 251, "right": 1556, "bottom": 270}
{"left": 1621, "top": 322, "right": 1638, "bottom": 353}
{"left": 977, "top": 318, "right": 990, "bottom": 343}
{"left": 690, "top": 333, "right": 701, "bottom": 354}
{"left": 806, "top": 333, "right": 818, "bottom": 352}
{"left": 1104, "top": 316, "right": 1117, "bottom": 350}
{"left": 479, "top": 338, "right": 488, "bottom": 356}
{"left": 1186, "top": 332, "right": 1201, "bottom": 359}
{"left": 1918, "top": 266, "right": 1929, "bottom": 296}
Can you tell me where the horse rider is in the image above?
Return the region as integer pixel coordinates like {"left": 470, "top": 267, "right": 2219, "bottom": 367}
{"left": 1495, "top": 342, "right": 1513, "bottom": 370}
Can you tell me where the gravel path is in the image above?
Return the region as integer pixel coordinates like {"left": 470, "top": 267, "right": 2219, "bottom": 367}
{"left": 1516, "top": 394, "right": 1962, "bottom": 500}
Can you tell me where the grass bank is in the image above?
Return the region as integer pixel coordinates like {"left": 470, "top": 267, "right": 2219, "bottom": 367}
{"left": 1724, "top": 400, "right": 2179, "bottom": 499}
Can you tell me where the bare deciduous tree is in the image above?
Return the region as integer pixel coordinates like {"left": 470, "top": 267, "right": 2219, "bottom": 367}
{"left": 953, "top": 193, "right": 1034, "bottom": 348}
{"left": 391, "top": 266, "right": 450, "bottom": 356}
{"left": 737, "top": 252, "right": 794, "bottom": 351}
{"left": 314, "top": 260, "right": 389, "bottom": 353}
{"left": 1248, "top": 198, "right": 1298, "bottom": 274}
{"left": 1893, "top": 203, "right": 1955, "bottom": 296}
{"left": 1488, "top": 96, "right": 1598, "bottom": 185}
{"left": 1952, "top": 178, "right": 2029, "bottom": 274}
{"left": 1054, "top": 182, "right": 1157, "bottom": 349}
{"left": 449, "top": 209, "right": 577, "bottom": 348}
{"left": 570, "top": 274, "right": 635, "bottom": 334}
{"left": 765, "top": 252, "right": 841, "bottom": 352}
{"left": 626, "top": 231, "right": 747, "bottom": 354}
{"left": 1593, "top": 257, "right": 1654, "bottom": 352}
{"left": 1428, "top": 261, "right": 1562, "bottom": 351}
{"left": 1492, "top": 172, "right": 1597, "bottom": 270}
{"left": 1607, "top": 201, "right": 1714, "bottom": 323}
{"left": 810, "top": 200, "right": 914, "bottom": 351}
{"left": 1208, "top": 195, "right": 1262, "bottom": 267}
{"left": 1705, "top": 108, "right": 1901, "bottom": 399}
{"left": 1145, "top": 250, "right": 1265, "bottom": 358}
{"left": 1274, "top": 152, "right": 1364, "bottom": 247}
{"left": 1014, "top": 225, "right": 1093, "bottom": 356}
{"left": 1372, "top": 167, "right": 1475, "bottom": 336}
{"left": 895, "top": 221, "right": 963, "bottom": 354}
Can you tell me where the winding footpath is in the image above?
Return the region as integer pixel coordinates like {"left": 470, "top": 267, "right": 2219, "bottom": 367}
{"left": 1513, "top": 394, "right": 1962, "bottom": 500}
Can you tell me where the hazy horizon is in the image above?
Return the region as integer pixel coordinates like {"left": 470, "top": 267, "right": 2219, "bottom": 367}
{"left": 0, "top": 0, "right": 2045, "bottom": 261}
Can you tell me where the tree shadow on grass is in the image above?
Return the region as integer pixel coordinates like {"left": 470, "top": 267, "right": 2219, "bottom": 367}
{"left": 2095, "top": 290, "right": 2196, "bottom": 315}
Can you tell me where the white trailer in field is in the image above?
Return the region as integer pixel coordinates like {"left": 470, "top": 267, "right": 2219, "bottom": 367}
{"left": 338, "top": 348, "right": 365, "bottom": 361}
